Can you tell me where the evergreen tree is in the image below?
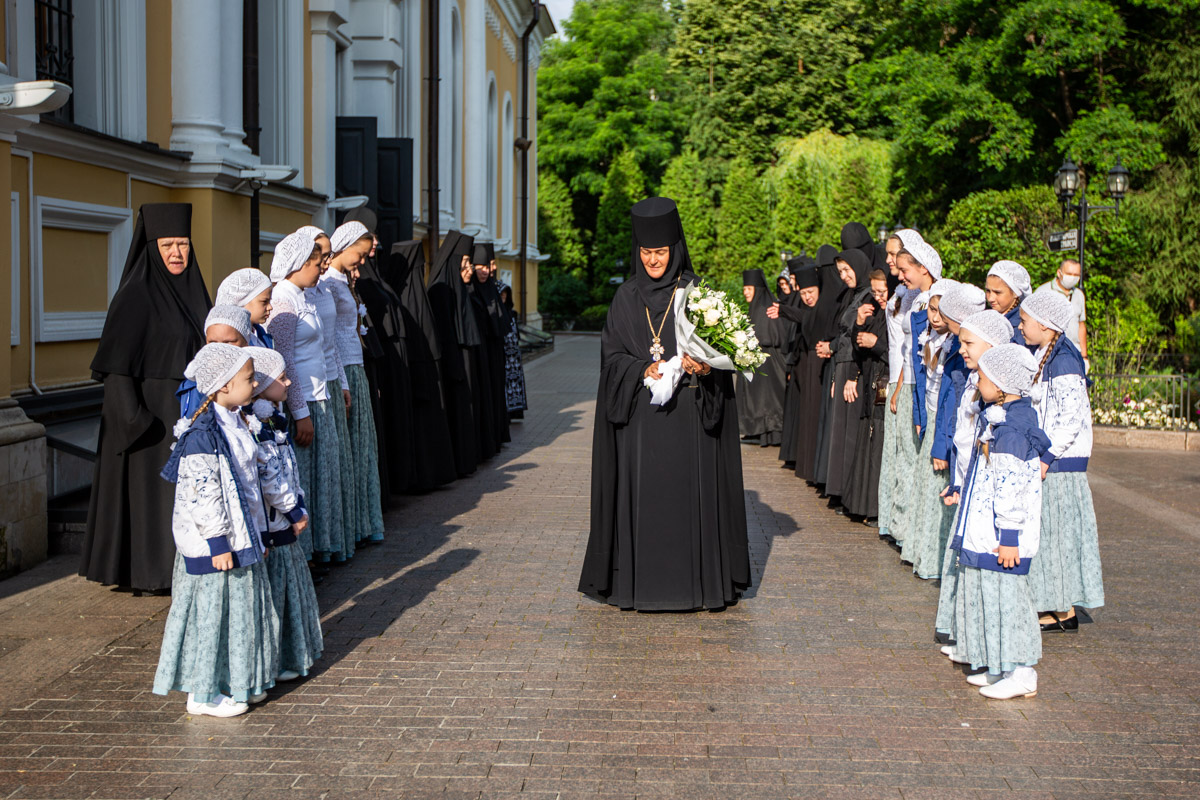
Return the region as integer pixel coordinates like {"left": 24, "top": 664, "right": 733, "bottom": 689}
{"left": 659, "top": 149, "right": 717, "bottom": 272}
{"left": 715, "top": 157, "right": 774, "bottom": 283}
{"left": 593, "top": 150, "right": 647, "bottom": 282}
{"left": 537, "top": 171, "right": 587, "bottom": 280}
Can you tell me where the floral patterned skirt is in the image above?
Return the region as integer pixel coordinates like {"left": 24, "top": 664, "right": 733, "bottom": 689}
{"left": 901, "top": 412, "right": 955, "bottom": 579}
{"left": 345, "top": 365, "right": 384, "bottom": 543}
{"left": 292, "top": 399, "right": 344, "bottom": 561}
{"left": 881, "top": 384, "right": 920, "bottom": 544}
{"left": 875, "top": 382, "right": 900, "bottom": 534}
{"left": 503, "top": 322, "right": 528, "bottom": 413}
{"left": 951, "top": 564, "right": 1041, "bottom": 675}
{"left": 153, "top": 555, "right": 279, "bottom": 704}
{"left": 326, "top": 380, "right": 357, "bottom": 561}
{"left": 1027, "top": 471, "right": 1104, "bottom": 612}
{"left": 935, "top": 504, "right": 964, "bottom": 636}
{"left": 265, "top": 541, "right": 323, "bottom": 676}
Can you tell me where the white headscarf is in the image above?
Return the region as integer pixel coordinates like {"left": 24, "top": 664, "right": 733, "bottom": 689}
{"left": 184, "top": 343, "right": 251, "bottom": 396}
{"left": 978, "top": 343, "right": 1038, "bottom": 397}
{"left": 988, "top": 260, "right": 1032, "bottom": 298}
{"left": 895, "top": 229, "right": 943, "bottom": 280}
{"left": 203, "top": 304, "right": 253, "bottom": 343}
{"left": 960, "top": 310, "right": 1015, "bottom": 347}
{"left": 269, "top": 232, "right": 317, "bottom": 282}
{"left": 1020, "top": 287, "right": 1073, "bottom": 333}
{"left": 939, "top": 284, "right": 987, "bottom": 324}
{"left": 330, "top": 221, "right": 369, "bottom": 254}
{"left": 216, "top": 268, "right": 272, "bottom": 308}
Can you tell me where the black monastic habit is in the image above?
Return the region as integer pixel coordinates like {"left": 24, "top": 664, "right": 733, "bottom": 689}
{"left": 80, "top": 203, "right": 211, "bottom": 591}
{"left": 579, "top": 197, "right": 750, "bottom": 611}
{"left": 735, "top": 269, "right": 791, "bottom": 445}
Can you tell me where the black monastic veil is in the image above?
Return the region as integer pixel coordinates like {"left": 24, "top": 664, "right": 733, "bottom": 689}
{"left": 81, "top": 203, "right": 211, "bottom": 592}
{"left": 579, "top": 197, "right": 750, "bottom": 612}
{"left": 735, "top": 269, "right": 791, "bottom": 445}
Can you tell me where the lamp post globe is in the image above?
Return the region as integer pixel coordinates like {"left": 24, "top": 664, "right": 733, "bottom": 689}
{"left": 1107, "top": 157, "right": 1130, "bottom": 200}
{"left": 1056, "top": 158, "right": 1079, "bottom": 197}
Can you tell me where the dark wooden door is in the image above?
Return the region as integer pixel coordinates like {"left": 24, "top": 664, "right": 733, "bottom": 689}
{"left": 376, "top": 137, "right": 414, "bottom": 252}
{"left": 335, "top": 116, "right": 379, "bottom": 209}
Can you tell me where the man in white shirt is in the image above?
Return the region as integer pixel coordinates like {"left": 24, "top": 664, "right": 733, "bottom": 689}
{"left": 1040, "top": 258, "right": 1088, "bottom": 360}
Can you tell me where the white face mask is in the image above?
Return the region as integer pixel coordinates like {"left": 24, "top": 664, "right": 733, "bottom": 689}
{"left": 1058, "top": 273, "right": 1080, "bottom": 290}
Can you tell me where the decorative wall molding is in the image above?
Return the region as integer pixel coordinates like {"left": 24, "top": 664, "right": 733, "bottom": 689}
{"left": 31, "top": 197, "right": 133, "bottom": 342}
{"left": 501, "top": 30, "right": 517, "bottom": 63}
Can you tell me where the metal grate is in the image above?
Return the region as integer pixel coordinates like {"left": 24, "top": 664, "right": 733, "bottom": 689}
{"left": 1089, "top": 373, "right": 1198, "bottom": 431}
{"left": 35, "top": 0, "right": 74, "bottom": 122}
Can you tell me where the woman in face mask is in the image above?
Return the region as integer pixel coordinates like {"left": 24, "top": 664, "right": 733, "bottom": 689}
{"left": 1037, "top": 259, "right": 1088, "bottom": 364}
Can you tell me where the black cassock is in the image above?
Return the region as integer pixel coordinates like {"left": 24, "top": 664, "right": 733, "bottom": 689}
{"left": 579, "top": 273, "right": 750, "bottom": 611}
{"left": 427, "top": 231, "right": 481, "bottom": 476}
{"left": 735, "top": 270, "right": 793, "bottom": 445}
{"left": 843, "top": 300, "right": 889, "bottom": 518}
{"left": 386, "top": 241, "right": 458, "bottom": 492}
{"left": 80, "top": 203, "right": 211, "bottom": 591}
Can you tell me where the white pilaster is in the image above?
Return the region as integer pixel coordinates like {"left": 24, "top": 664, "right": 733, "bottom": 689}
{"left": 170, "top": 0, "right": 228, "bottom": 162}
{"left": 220, "top": 0, "right": 252, "bottom": 160}
{"left": 406, "top": 0, "right": 423, "bottom": 223}
{"left": 460, "top": 0, "right": 487, "bottom": 235}
{"left": 311, "top": 2, "right": 351, "bottom": 222}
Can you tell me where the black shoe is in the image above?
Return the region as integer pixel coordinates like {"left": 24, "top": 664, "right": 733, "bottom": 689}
{"left": 1040, "top": 612, "right": 1079, "bottom": 633}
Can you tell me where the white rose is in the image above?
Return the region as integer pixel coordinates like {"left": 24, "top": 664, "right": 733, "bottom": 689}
{"left": 733, "top": 329, "right": 748, "bottom": 346}
{"left": 703, "top": 309, "right": 721, "bottom": 327}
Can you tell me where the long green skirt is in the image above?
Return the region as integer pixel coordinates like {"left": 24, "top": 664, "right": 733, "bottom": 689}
{"left": 951, "top": 565, "right": 1041, "bottom": 676}
{"left": 901, "top": 411, "right": 955, "bottom": 579}
{"left": 345, "top": 365, "right": 384, "bottom": 543}
{"left": 1027, "top": 471, "right": 1104, "bottom": 613}
{"left": 265, "top": 541, "right": 323, "bottom": 676}
{"left": 880, "top": 384, "right": 920, "bottom": 544}
{"left": 292, "top": 398, "right": 344, "bottom": 561}
{"left": 875, "top": 382, "right": 900, "bottom": 536}
{"left": 935, "top": 504, "right": 964, "bottom": 636}
{"left": 153, "top": 555, "right": 279, "bottom": 704}
{"left": 327, "top": 379, "right": 357, "bottom": 561}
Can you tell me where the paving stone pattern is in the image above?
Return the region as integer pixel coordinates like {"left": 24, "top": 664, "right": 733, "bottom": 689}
{"left": 1, "top": 334, "right": 1198, "bottom": 799}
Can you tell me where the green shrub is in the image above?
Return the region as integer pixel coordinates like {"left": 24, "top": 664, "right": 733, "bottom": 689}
{"left": 577, "top": 304, "right": 611, "bottom": 331}
{"left": 539, "top": 273, "right": 591, "bottom": 327}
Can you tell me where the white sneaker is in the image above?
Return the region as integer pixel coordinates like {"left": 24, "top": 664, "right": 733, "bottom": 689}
{"left": 966, "top": 672, "right": 1002, "bottom": 688}
{"left": 186, "top": 694, "right": 249, "bottom": 718}
{"left": 940, "top": 645, "right": 970, "bottom": 664}
{"left": 249, "top": 692, "right": 268, "bottom": 704}
{"left": 277, "top": 669, "right": 301, "bottom": 682}
{"left": 979, "top": 669, "right": 1037, "bottom": 699}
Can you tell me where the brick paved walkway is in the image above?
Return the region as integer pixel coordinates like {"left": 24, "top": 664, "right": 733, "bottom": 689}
{"left": 1, "top": 334, "right": 1199, "bottom": 799}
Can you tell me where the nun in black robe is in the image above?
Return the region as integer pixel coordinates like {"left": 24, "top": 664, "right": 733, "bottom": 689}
{"left": 80, "top": 203, "right": 211, "bottom": 592}
{"left": 823, "top": 248, "right": 874, "bottom": 502}
{"left": 497, "top": 283, "right": 529, "bottom": 417}
{"left": 464, "top": 251, "right": 500, "bottom": 462}
{"left": 342, "top": 207, "right": 407, "bottom": 503}
{"left": 843, "top": 283, "right": 889, "bottom": 520}
{"left": 387, "top": 241, "right": 459, "bottom": 491}
{"left": 427, "top": 231, "right": 482, "bottom": 476}
{"left": 735, "top": 269, "right": 792, "bottom": 446}
{"left": 578, "top": 197, "right": 750, "bottom": 612}
{"left": 777, "top": 261, "right": 826, "bottom": 477}
{"left": 471, "top": 244, "right": 512, "bottom": 450}
{"left": 806, "top": 245, "right": 845, "bottom": 488}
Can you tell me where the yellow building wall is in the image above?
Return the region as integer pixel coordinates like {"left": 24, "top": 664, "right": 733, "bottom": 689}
{"left": 145, "top": 0, "right": 173, "bottom": 149}
{"left": 41, "top": 230, "right": 108, "bottom": 313}
{"left": 172, "top": 188, "right": 252, "bottom": 291}
{"left": 32, "top": 154, "right": 126, "bottom": 208}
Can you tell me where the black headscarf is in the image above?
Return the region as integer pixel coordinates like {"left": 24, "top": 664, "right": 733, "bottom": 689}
{"left": 471, "top": 243, "right": 507, "bottom": 335}
{"left": 840, "top": 222, "right": 877, "bottom": 267}
{"left": 90, "top": 203, "right": 211, "bottom": 381}
{"left": 388, "top": 240, "right": 443, "bottom": 362}
{"left": 630, "top": 197, "right": 692, "bottom": 318}
{"left": 835, "top": 248, "right": 873, "bottom": 294}
{"left": 807, "top": 244, "right": 843, "bottom": 343}
{"left": 428, "top": 230, "right": 482, "bottom": 347}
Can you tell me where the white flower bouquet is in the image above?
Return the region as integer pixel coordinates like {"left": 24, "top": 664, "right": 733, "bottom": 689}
{"left": 645, "top": 280, "right": 768, "bottom": 405}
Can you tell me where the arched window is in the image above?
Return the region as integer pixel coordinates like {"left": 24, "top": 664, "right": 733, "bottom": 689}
{"left": 502, "top": 93, "right": 514, "bottom": 243}
{"left": 487, "top": 78, "right": 498, "bottom": 238}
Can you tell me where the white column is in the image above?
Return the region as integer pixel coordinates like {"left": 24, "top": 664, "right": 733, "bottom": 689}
{"left": 438, "top": 2, "right": 455, "bottom": 225}
{"left": 170, "top": 0, "right": 228, "bottom": 162}
{"left": 460, "top": 0, "right": 487, "bottom": 235}
{"left": 406, "top": 0, "right": 423, "bottom": 224}
{"left": 311, "top": 6, "right": 349, "bottom": 216}
{"left": 219, "top": 0, "right": 251, "bottom": 159}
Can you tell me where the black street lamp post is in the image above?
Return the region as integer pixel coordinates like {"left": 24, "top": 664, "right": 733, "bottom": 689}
{"left": 1052, "top": 157, "right": 1130, "bottom": 287}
